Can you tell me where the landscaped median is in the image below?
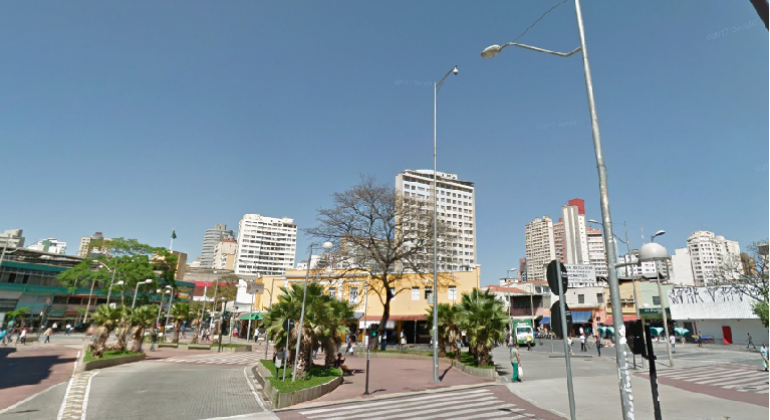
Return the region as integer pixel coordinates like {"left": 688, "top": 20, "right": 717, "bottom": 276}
{"left": 255, "top": 360, "right": 343, "bottom": 409}
{"left": 81, "top": 349, "right": 146, "bottom": 371}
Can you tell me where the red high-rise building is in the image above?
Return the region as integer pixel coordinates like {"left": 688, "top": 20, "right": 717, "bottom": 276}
{"left": 568, "top": 198, "right": 585, "bottom": 215}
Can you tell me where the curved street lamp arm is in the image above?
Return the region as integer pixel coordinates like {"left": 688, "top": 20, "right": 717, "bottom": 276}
{"left": 501, "top": 42, "right": 581, "bottom": 57}
{"left": 436, "top": 65, "right": 457, "bottom": 93}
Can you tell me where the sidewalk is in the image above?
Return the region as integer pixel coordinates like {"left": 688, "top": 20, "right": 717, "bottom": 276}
{"left": 293, "top": 351, "right": 493, "bottom": 407}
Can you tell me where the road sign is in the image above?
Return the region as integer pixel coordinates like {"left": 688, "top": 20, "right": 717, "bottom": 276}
{"left": 547, "top": 260, "right": 569, "bottom": 295}
{"left": 245, "top": 281, "right": 264, "bottom": 294}
{"left": 563, "top": 264, "right": 596, "bottom": 286}
{"left": 550, "top": 301, "right": 573, "bottom": 338}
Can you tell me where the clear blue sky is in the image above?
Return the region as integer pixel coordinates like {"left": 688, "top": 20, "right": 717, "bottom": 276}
{"left": 2, "top": 1, "right": 767, "bottom": 286}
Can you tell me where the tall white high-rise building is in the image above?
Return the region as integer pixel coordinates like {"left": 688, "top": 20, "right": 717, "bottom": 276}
{"left": 562, "top": 202, "right": 589, "bottom": 265}
{"left": 586, "top": 227, "right": 608, "bottom": 277}
{"left": 525, "top": 216, "right": 556, "bottom": 282}
{"left": 687, "top": 230, "right": 742, "bottom": 286}
{"left": 395, "top": 169, "right": 476, "bottom": 272}
{"left": 27, "top": 238, "right": 67, "bottom": 254}
{"left": 77, "top": 232, "right": 110, "bottom": 257}
{"left": 235, "top": 214, "right": 297, "bottom": 277}
{"left": 200, "top": 224, "right": 234, "bottom": 268}
{"left": 0, "top": 229, "right": 25, "bottom": 248}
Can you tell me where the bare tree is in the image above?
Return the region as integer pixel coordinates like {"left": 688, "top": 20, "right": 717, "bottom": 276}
{"left": 714, "top": 240, "right": 769, "bottom": 326}
{"left": 305, "top": 176, "right": 457, "bottom": 344}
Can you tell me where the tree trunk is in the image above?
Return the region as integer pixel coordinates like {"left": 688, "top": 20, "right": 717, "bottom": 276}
{"left": 172, "top": 320, "right": 182, "bottom": 343}
{"left": 294, "top": 327, "right": 314, "bottom": 378}
{"left": 376, "top": 293, "right": 391, "bottom": 351}
{"left": 130, "top": 326, "right": 145, "bottom": 353}
{"left": 190, "top": 318, "right": 200, "bottom": 344}
{"left": 323, "top": 340, "right": 337, "bottom": 367}
{"left": 91, "top": 326, "right": 111, "bottom": 359}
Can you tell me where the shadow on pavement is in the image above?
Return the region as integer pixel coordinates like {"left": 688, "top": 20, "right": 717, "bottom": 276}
{"left": 0, "top": 351, "right": 77, "bottom": 391}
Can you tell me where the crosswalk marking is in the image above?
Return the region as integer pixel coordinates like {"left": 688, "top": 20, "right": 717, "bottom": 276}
{"left": 645, "top": 366, "right": 769, "bottom": 396}
{"left": 306, "top": 391, "right": 494, "bottom": 418}
{"left": 301, "top": 389, "right": 491, "bottom": 415}
{"left": 299, "top": 387, "right": 547, "bottom": 420}
{"left": 154, "top": 352, "right": 263, "bottom": 366}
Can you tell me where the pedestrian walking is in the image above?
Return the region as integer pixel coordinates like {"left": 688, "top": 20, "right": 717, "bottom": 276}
{"left": 526, "top": 334, "right": 534, "bottom": 351}
{"left": 150, "top": 328, "right": 158, "bottom": 351}
{"left": 669, "top": 333, "right": 676, "bottom": 353}
{"left": 580, "top": 333, "right": 586, "bottom": 352}
{"left": 747, "top": 333, "right": 757, "bottom": 351}
{"left": 510, "top": 343, "right": 522, "bottom": 383}
{"left": 18, "top": 328, "right": 27, "bottom": 345}
{"left": 5, "top": 326, "right": 15, "bottom": 346}
{"left": 181, "top": 323, "right": 187, "bottom": 339}
{"left": 760, "top": 343, "right": 768, "bottom": 372}
{"left": 52, "top": 322, "right": 58, "bottom": 332}
{"left": 595, "top": 335, "right": 602, "bottom": 357}
{"left": 0, "top": 327, "right": 7, "bottom": 346}
{"left": 65, "top": 323, "right": 72, "bottom": 335}
{"left": 567, "top": 336, "right": 574, "bottom": 356}
{"left": 698, "top": 332, "right": 703, "bottom": 347}
{"left": 44, "top": 326, "right": 53, "bottom": 343}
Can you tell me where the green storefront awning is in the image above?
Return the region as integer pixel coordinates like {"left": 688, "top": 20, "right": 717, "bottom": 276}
{"left": 238, "top": 312, "right": 264, "bottom": 321}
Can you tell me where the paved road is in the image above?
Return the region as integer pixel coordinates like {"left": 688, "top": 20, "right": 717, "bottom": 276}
{"left": 85, "top": 361, "right": 269, "bottom": 420}
{"left": 278, "top": 385, "right": 563, "bottom": 420}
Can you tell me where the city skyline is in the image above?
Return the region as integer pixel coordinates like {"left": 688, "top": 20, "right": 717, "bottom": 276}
{"left": 1, "top": 1, "right": 766, "bottom": 287}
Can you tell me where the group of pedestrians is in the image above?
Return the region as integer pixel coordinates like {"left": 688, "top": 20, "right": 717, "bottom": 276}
{"left": 0, "top": 326, "right": 28, "bottom": 345}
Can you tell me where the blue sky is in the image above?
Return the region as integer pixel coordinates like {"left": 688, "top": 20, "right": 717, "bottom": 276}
{"left": 1, "top": 1, "right": 767, "bottom": 286}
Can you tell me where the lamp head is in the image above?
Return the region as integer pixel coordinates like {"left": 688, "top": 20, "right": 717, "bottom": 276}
{"left": 481, "top": 45, "right": 501, "bottom": 59}
{"left": 588, "top": 219, "right": 599, "bottom": 224}
{"left": 640, "top": 242, "right": 668, "bottom": 261}
{"left": 144, "top": 279, "right": 153, "bottom": 284}
{"left": 322, "top": 241, "right": 333, "bottom": 250}
{"left": 116, "top": 280, "right": 124, "bottom": 286}
{"left": 452, "top": 66, "right": 459, "bottom": 75}
{"left": 654, "top": 230, "right": 666, "bottom": 237}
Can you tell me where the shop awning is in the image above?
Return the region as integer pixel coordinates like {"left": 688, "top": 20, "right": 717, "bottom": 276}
{"left": 540, "top": 317, "right": 550, "bottom": 325}
{"left": 238, "top": 312, "right": 264, "bottom": 321}
{"left": 571, "top": 311, "right": 593, "bottom": 324}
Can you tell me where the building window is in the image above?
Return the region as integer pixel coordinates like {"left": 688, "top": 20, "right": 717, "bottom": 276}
{"left": 425, "top": 288, "right": 433, "bottom": 303}
{"left": 412, "top": 287, "right": 420, "bottom": 301}
{"left": 389, "top": 288, "right": 396, "bottom": 301}
{"left": 578, "top": 294, "right": 585, "bottom": 304}
{"left": 597, "top": 293, "right": 604, "bottom": 303}
{"left": 652, "top": 296, "right": 661, "bottom": 305}
{"left": 349, "top": 287, "right": 359, "bottom": 305}
{"left": 328, "top": 287, "right": 336, "bottom": 299}
{"left": 448, "top": 286, "right": 457, "bottom": 300}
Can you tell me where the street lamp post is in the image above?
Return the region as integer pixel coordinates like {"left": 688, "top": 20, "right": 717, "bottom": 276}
{"left": 155, "top": 289, "right": 171, "bottom": 330}
{"left": 131, "top": 279, "right": 153, "bottom": 311}
{"left": 481, "top": 1, "right": 635, "bottom": 417}
{"left": 293, "top": 242, "right": 333, "bottom": 382}
{"left": 432, "top": 64, "right": 459, "bottom": 384}
{"left": 97, "top": 260, "right": 121, "bottom": 306}
{"left": 589, "top": 219, "right": 644, "bottom": 369}
{"left": 506, "top": 268, "right": 517, "bottom": 332}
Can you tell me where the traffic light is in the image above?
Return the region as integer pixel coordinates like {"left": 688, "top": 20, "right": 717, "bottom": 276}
{"left": 372, "top": 331, "right": 377, "bottom": 337}
{"left": 627, "top": 320, "right": 647, "bottom": 357}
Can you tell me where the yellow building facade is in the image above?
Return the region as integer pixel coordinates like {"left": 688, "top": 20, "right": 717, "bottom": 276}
{"left": 254, "top": 266, "right": 481, "bottom": 344}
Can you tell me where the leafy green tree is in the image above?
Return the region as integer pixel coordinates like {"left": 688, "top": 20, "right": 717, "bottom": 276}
{"left": 458, "top": 289, "right": 508, "bottom": 366}
{"left": 6, "top": 307, "right": 29, "bottom": 327}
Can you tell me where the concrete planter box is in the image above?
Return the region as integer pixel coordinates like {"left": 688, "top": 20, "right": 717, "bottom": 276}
{"left": 451, "top": 360, "right": 497, "bottom": 379}
{"left": 211, "top": 345, "right": 252, "bottom": 353}
{"left": 188, "top": 344, "right": 211, "bottom": 350}
{"left": 256, "top": 361, "right": 342, "bottom": 409}
{"left": 158, "top": 343, "right": 179, "bottom": 349}
{"left": 83, "top": 353, "right": 146, "bottom": 371}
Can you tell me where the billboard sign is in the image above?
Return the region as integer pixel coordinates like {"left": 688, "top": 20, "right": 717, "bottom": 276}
{"left": 563, "top": 264, "right": 596, "bottom": 286}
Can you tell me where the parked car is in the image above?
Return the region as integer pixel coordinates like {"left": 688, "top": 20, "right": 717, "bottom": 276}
{"left": 73, "top": 322, "right": 90, "bottom": 333}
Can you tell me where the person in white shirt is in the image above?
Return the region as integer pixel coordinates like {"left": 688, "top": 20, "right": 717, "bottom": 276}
{"left": 669, "top": 333, "right": 676, "bottom": 353}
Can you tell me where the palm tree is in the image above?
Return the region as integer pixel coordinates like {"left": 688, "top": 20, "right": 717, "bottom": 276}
{"left": 129, "top": 305, "right": 157, "bottom": 352}
{"left": 89, "top": 304, "right": 125, "bottom": 358}
{"left": 263, "top": 283, "right": 354, "bottom": 378}
{"left": 427, "top": 303, "right": 463, "bottom": 359}
{"left": 170, "top": 303, "right": 193, "bottom": 343}
{"left": 110, "top": 307, "right": 133, "bottom": 351}
{"left": 458, "top": 289, "right": 507, "bottom": 366}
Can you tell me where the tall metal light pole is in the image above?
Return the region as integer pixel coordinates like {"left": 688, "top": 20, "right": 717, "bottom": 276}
{"left": 507, "top": 268, "right": 517, "bottom": 332}
{"left": 97, "top": 259, "right": 121, "bottom": 306}
{"left": 293, "top": 242, "right": 333, "bottom": 382}
{"left": 131, "top": 279, "right": 153, "bottom": 311}
{"left": 589, "top": 219, "right": 644, "bottom": 369}
{"left": 362, "top": 277, "right": 371, "bottom": 395}
{"left": 263, "top": 277, "right": 278, "bottom": 360}
{"left": 481, "top": 1, "right": 635, "bottom": 417}
{"left": 432, "top": 64, "right": 458, "bottom": 384}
